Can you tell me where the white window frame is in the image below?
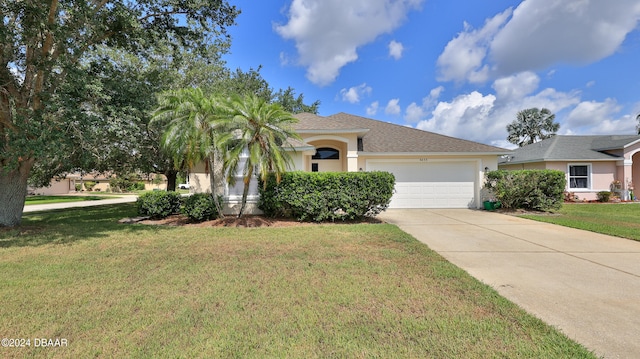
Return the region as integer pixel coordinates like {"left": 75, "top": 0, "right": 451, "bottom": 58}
{"left": 567, "top": 163, "right": 591, "bottom": 191}
{"left": 225, "top": 149, "right": 260, "bottom": 202}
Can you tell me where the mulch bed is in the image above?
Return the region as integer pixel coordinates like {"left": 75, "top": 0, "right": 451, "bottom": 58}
{"left": 134, "top": 214, "right": 383, "bottom": 228}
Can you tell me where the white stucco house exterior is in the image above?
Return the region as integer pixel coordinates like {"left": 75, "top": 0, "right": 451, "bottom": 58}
{"left": 189, "top": 112, "right": 510, "bottom": 214}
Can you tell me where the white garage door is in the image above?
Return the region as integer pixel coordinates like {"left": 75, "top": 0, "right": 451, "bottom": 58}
{"left": 368, "top": 161, "right": 477, "bottom": 208}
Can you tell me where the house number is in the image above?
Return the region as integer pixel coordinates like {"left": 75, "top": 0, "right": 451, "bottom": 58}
{"left": 419, "top": 158, "right": 428, "bottom": 162}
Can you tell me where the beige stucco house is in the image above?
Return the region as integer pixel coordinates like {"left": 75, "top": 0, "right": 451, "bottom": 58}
{"left": 499, "top": 135, "right": 640, "bottom": 201}
{"left": 189, "top": 112, "right": 509, "bottom": 213}
{"left": 30, "top": 172, "right": 168, "bottom": 195}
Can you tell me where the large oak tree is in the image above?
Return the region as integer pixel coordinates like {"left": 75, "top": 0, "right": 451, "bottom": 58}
{"left": 0, "top": 0, "right": 239, "bottom": 227}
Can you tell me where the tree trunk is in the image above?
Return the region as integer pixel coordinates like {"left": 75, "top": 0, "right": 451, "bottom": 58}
{"left": 0, "top": 159, "right": 35, "bottom": 227}
{"left": 165, "top": 169, "right": 177, "bottom": 191}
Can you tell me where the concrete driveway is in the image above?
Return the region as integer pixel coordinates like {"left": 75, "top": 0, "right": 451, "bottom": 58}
{"left": 378, "top": 209, "right": 640, "bottom": 359}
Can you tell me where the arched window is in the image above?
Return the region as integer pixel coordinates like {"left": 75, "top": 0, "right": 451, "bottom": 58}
{"left": 312, "top": 147, "right": 340, "bottom": 160}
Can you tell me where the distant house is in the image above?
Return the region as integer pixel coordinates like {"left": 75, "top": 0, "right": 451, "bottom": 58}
{"left": 189, "top": 112, "right": 509, "bottom": 213}
{"left": 29, "top": 172, "right": 168, "bottom": 195}
{"left": 498, "top": 135, "right": 640, "bottom": 200}
{"left": 28, "top": 177, "right": 75, "bottom": 195}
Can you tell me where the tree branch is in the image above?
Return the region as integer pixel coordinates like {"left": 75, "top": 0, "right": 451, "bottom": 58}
{"left": 138, "top": 10, "right": 190, "bottom": 24}
{"left": 32, "top": 0, "right": 60, "bottom": 110}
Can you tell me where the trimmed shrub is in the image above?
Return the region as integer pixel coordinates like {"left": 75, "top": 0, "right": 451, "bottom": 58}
{"left": 136, "top": 191, "right": 182, "bottom": 219}
{"left": 484, "top": 170, "right": 565, "bottom": 211}
{"left": 596, "top": 191, "right": 612, "bottom": 202}
{"left": 83, "top": 181, "right": 96, "bottom": 191}
{"left": 130, "top": 182, "right": 146, "bottom": 191}
{"left": 182, "top": 193, "right": 222, "bottom": 222}
{"left": 259, "top": 171, "right": 395, "bottom": 222}
{"left": 109, "top": 177, "right": 145, "bottom": 192}
{"left": 109, "top": 177, "right": 129, "bottom": 193}
{"left": 75, "top": 184, "right": 83, "bottom": 192}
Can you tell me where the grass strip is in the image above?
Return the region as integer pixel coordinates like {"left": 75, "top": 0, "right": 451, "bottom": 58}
{"left": 24, "top": 196, "right": 108, "bottom": 206}
{"left": 521, "top": 203, "right": 640, "bottom": 241}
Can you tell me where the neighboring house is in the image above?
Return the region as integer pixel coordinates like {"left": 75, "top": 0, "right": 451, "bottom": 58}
{"left": 29, "top": 172, "right": 112, "bottom": 194}
{"left": 28, "top": 177, "right": 75, "bottom": 195}
{"left": 189, "top": 112, "right": 509, "bottom": 213}
{"left": 29, "top": 172, "right": 168, "bottom": 194}
{"left": 498, "top": 135, "right": 640, "bottom": 201}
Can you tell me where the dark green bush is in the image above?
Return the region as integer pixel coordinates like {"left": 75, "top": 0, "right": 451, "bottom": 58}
{"left": 182, "top": 193, "right": 222, "bottom": 222}
{"left": 130, "top": 182, "right": 146, "bottom": 191}
{"left": 484, "top": 170, "right": 565, "bottom": 211}
{"left": 596, "top": 191, "right": 611, "bottom": 202}
{"left": 110, "top": 176, "right": 145, "bottom": 192}
{"left": 84, "top": 181, "right": 96, "bottom": 191}
{"left": 109, "top": 177, "right": 130, "bottom": 193}
{"left": 136, "top": 191, "right": 182, "bottom": 219}
{"left": 259, "top": 171, "right": 395, "bottom": 222}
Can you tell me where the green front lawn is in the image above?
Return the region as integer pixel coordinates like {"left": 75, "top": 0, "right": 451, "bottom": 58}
{"left": 0, "top": 205, "right": 594, "bottom": 358}
{"left": 521, "top": 203, "right": 640, "bottom": 241}
{"left": 24, "top": 195, "right": 109, "bottom": 205}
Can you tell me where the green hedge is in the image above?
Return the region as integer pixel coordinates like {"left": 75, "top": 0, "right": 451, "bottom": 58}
{"left": 484, "top": 170, "right": 565, "bottom": 211}
{"left": 110, "top": 178, "right": 146, "bottom": 192}
{"left": 259, "top": 171, "right": 395, "bottom": 222}
{"left": 136, "top": 191, "right": 182, "bottom": 219}
{"left": 182, "top": 193, "right": 222, "bottom": 222}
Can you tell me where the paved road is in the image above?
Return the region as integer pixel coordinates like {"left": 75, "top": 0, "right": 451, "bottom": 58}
{"left": 22, "top": 195, "right": 138, "bottom": 213}
{"left": 379, "top": 209, "right": 640, "bottom": 359}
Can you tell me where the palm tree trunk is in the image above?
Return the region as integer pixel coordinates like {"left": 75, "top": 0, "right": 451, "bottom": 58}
{"left": 207, "top": 156, "right": 225, "bottom": 218}
{"left": 238, "top": 166, "right": 253, "bottom": 218}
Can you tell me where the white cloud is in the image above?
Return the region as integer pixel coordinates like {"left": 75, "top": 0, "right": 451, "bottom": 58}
{"left": 563, "top": 99, "right": 636, "bottom": 134}
{"left": 436, "top": 9, "right": 512, "bottom": 83}
{"left": 436, "top": 0, "right": 640, "bottom": 83}
{"left": 366, "top": 101, "right": 380, "bottom": 116}
{"left": 275, "top": 0, "right": 423, "bottom": 86}
{"left": 423, "top": 86, "right": 444, "bottom": 108}
{"left": 415, "top": 73, "right": 582, "bottom": 145}
{"left": 405, "top": 102, "right": 427, "bottom": 122}
{"left": 388, "top": 40, "right": 404, "bottom": 60}
{"left": 403, "top": 86, "right": 445, "bottom": 123}
{"left": 490, "top": 0, "right": 640, "bottom": 75}
{"left": 417, "top": 91, "right": 497, "bottom": 140}
{"left": 279, "top": 52, "right": 292, "bottom": 66}
{"left": 385, "top": 98, "right": 401, "bottom": 115}
{"left": 339, "top": 83, "right": 372, "bottom": 104}
{"left": 492, "top": 71, "right": 539, "bottom": 103}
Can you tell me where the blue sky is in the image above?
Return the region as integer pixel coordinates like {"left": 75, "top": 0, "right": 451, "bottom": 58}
{"left": 223, "top": 0, "right": 640, "bottom": 148}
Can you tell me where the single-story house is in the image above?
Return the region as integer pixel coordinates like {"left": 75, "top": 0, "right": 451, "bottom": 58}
{"left": 28, "top": 177, "right": 76, "bottom": 195}
{"left": 498, "top": 135, "right": 640, "bottom": 201}
{"left": 189, "top": 112, "right": 509, "bottom": 213}
{"left": 29, "top": 172, "right": 168, "bottom": 195}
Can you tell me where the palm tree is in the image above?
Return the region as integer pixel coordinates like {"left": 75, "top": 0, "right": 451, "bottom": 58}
{"left": 636, "top": 113, "right": 640, "bottom": 135}
{"left": 507, "top": 108, "right": 559, "bottom": 147}
{"left": 222, "top": 94, "right": 301, "bottom": 217}
{"left": 153, "top": 88, "right": 232, "bottom": 217}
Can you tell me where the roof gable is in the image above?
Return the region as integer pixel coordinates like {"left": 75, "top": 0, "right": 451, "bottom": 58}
{"left": 293, "top": 112, "right": 508, "bottom": 154}
{"left": 501, "top": 135, "right": 640, "bottom": 164}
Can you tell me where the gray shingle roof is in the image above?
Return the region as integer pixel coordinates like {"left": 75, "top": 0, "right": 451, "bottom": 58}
{"left": 500, "top": 135, "right": 640, "bottom": 164}
{"left": 293, "top": 112, "right": 508, "bottom": 154}
{"left": 293, "top": 112, "right": 370, "bottom": 135}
